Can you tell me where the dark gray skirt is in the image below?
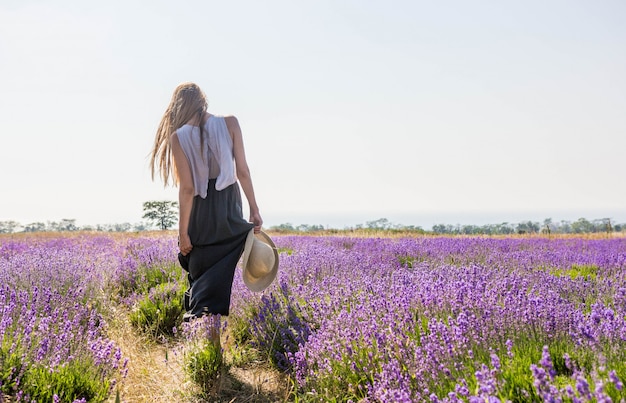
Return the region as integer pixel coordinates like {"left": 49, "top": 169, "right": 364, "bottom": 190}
{"left": 178, "top": 179, "right": 253, "bottom": 318}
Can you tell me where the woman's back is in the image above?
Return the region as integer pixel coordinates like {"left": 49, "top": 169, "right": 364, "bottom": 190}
{"left": 175, "top": 116, "right": 236, "bottom": 198}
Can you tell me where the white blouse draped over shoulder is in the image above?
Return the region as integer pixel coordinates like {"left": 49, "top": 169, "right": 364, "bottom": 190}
{"left": 175, "top": 116, "right": 237, "bottom": 198}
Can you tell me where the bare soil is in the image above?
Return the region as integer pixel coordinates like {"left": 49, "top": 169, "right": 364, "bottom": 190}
{"left": 106, "top": 307, "right": 292, "bottom": 403}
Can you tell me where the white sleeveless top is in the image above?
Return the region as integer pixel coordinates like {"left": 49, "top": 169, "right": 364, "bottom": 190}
{"left": 175, "top": 116, "right": 237, "bottom": 198}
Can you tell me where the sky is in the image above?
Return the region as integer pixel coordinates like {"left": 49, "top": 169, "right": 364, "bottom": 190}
{"left": 1, "top": 0, "right": 625, "bottom": 230}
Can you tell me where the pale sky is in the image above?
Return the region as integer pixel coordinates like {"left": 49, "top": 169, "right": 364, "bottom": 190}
{"left": 1, "top": 0, "right": 625, "bottom": 229}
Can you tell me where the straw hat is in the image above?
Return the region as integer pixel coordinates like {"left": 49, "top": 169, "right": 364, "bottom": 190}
{"left": 242, "top": 229, "right": 279, "bottom": 292}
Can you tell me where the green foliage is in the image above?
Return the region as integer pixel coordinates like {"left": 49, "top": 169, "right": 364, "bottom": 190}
{"left": 184, "top": 341, "right": 223, "bottom": 394}
{"left": 397, "top": 254, "right": 431, "bottom": 268}
{"left": 3, "top": 215, "right": 625, "bottom": 234}
{"left": 120, "top": 261, "right": 187, "bottom": 338}
{"left": 564, "top": 264, "right": 599, "bottom": 281}
{"left": 548, "top": 264, "right": 600, "bottom": 287}
{"left": 397, "top": 255, "right": 417, "bottom": 268}
{"left": 277, "top": 247, "right": 294, "bottom": 256}
{"left": 224, "top": 306, "right": 264, "bottom": 367}
{"left": 0, "top": 341, "right": 24, "bottom": 394}
{"left": 138, "top": 264, "right": 184, "bottom": 294}
{"left": 497, "top": 361, "right": 538, "bottom": 402}
{"left": 487, "top": 342, "right": 547, "bottom": 402}
{"left": 299, "top": 339, "right": 378, "bottom": 402}
{"left": 129, "top": 282, "right": 185, "bottom": 336}
{"left": 365, "top": 218, "right": 394, "bottom": 230}
{"left": 117, "top": 263, "right": 184, "bottom": 299}
{"left": 605, "top": 363, "right": 626, "bottom": 401}
{"left": 230, "top": 306, "right": 258, "bottom": 345}
{"left": 142, "top": 200, "right": 179, "bottom": 230}
{"left": 0, "top": 220, "right": 20, "bottom": 233}
{"left": 226, "top": 343, "right": 262, "bottom": 368}
{"left": 432, "top": 217, "right": 621, "bottom": 235}
{"left": 21, "top": 359, "right": 110, "bottom": 403}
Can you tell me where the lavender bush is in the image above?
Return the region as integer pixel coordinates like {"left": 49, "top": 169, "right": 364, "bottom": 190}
{"left": 179, "top": 315, "right": 224, "bottom": 396}
{"left": 2, "top": 233, "right": 625, "bottom": 402}
{"left": 0, "top": 236, "right": 126, "bottom": 401}
{"left": 231, "top": 236, "right": 626, "bottom": 402}
{"left": 0, "top": 234, "right": 178, "bottom": 402}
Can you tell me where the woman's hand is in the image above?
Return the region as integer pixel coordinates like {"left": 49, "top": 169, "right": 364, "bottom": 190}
{"left": 179, "top": 233, "right": 193, "bottom": 256}
{"left": 250, "top": 211, "right": 263, "bottom": 234}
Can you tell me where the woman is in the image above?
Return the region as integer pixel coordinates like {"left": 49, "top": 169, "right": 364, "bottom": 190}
{"left": 150, "top": 82, "right": 263, "bottom": 327}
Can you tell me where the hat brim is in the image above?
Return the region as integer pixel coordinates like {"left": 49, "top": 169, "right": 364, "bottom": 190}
{"left": 242, "top": 230, "right": 279, "bottom": 292}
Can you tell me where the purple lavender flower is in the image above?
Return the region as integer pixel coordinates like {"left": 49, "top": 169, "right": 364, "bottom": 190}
{"left": 539, "top": 345, "right": 556, "bottom": 379}
{"left": 5, "top": 232, "right": 626, "bottom": 401}
{"left": 576, "top": 374, "right": 592, "bottom": 400}
{"left": 609, "top": 370, "right": 623, "bottom": 391}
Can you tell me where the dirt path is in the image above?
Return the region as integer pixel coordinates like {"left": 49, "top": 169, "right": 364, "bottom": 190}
{"left": 106, "top": 309, "right": 291, "bottom": 403}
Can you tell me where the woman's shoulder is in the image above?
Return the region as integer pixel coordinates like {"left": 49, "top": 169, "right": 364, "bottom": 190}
{"left": 222, "top": 115, "right": 240, "bottom": 130}
{"left": 205, "top": 115, "right": 241, "bottom": 138}
{"left": 203, "top": 114, "right": 237, "bottom": 125}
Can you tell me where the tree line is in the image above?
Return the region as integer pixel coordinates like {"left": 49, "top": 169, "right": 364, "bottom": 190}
{"left": 0, "top": 219, "right": 152, "bottom": 234}
{"left": 0, "top": 201, "right": 178, "bottom": 234}
{"left": 270, "top": 217, "right": 625, "bottom": 235}
{"left": 430, "top": 217, "right": 622, "bottom": 235}
{"left": 1, "top": 201, "right": 624, "bottom": 235}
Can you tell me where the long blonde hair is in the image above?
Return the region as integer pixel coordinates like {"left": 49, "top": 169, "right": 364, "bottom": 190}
{"left": 150, "top": 82, "right": 208, "bottom": 186}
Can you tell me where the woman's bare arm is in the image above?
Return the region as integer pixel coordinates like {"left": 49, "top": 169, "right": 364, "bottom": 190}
{"left": 226, "top": 115, "right": 263, "bottom": 233}
{"left": 170, "top": 133, "right": 194, "bottom": 254}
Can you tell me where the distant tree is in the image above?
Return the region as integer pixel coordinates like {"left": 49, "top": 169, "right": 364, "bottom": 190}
{"left": 133, "top": 222, "right": 150, "bottom": 232}
{"left": 111, "top": 222, "right": 132, "bottom": 232}
{"left": 571, "top": 218, "right": 594, "bottom": 234}
{"left": 432, "top": 224, "right": 446, "bottom": 234}
{"left": 270, "top": 223, "right": 296, "bottom": 232}
{"left": 402, "top": 225, "right": 424, "bottom": 233}
{"left": 594, "top": 218, "right": 612, "bottom": 233}
{"left": 541, "top": 218, "right": 553, "bottom": 235}
{"left": 516, "top": 221, "right": 540, "bottom": 234}
{"left": 142, "top": 201, "right": 178, "bottom": 230}
{"left": 296, "top": 224, "right": 325, "bottom": 232}
{"left": 23, "top": 222, "right": 46, "bottom": 232}
{"left": 461, "top": 225, "right": 480, "bottom": 235}
{"left": 558, "top": 220, "right": 572, "bottom": 233}
{"left": 58, "top": 219, "right": 79, "bottom": 231}
{"left": 0, "top": 220, "right": 20, "bottom": 233}
{"left": 366, "top": 218, "right": 392, "bottom": 230}
{"left": 495, "top": 222, "right": 515, "bottom": 235}
{"left": 432, "top": 224, "right": 457, "bottom": 234}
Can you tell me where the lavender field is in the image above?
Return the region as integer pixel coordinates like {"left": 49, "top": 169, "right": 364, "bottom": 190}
{"left": 1, "top": 233, "right": 625, "bottom": 402}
